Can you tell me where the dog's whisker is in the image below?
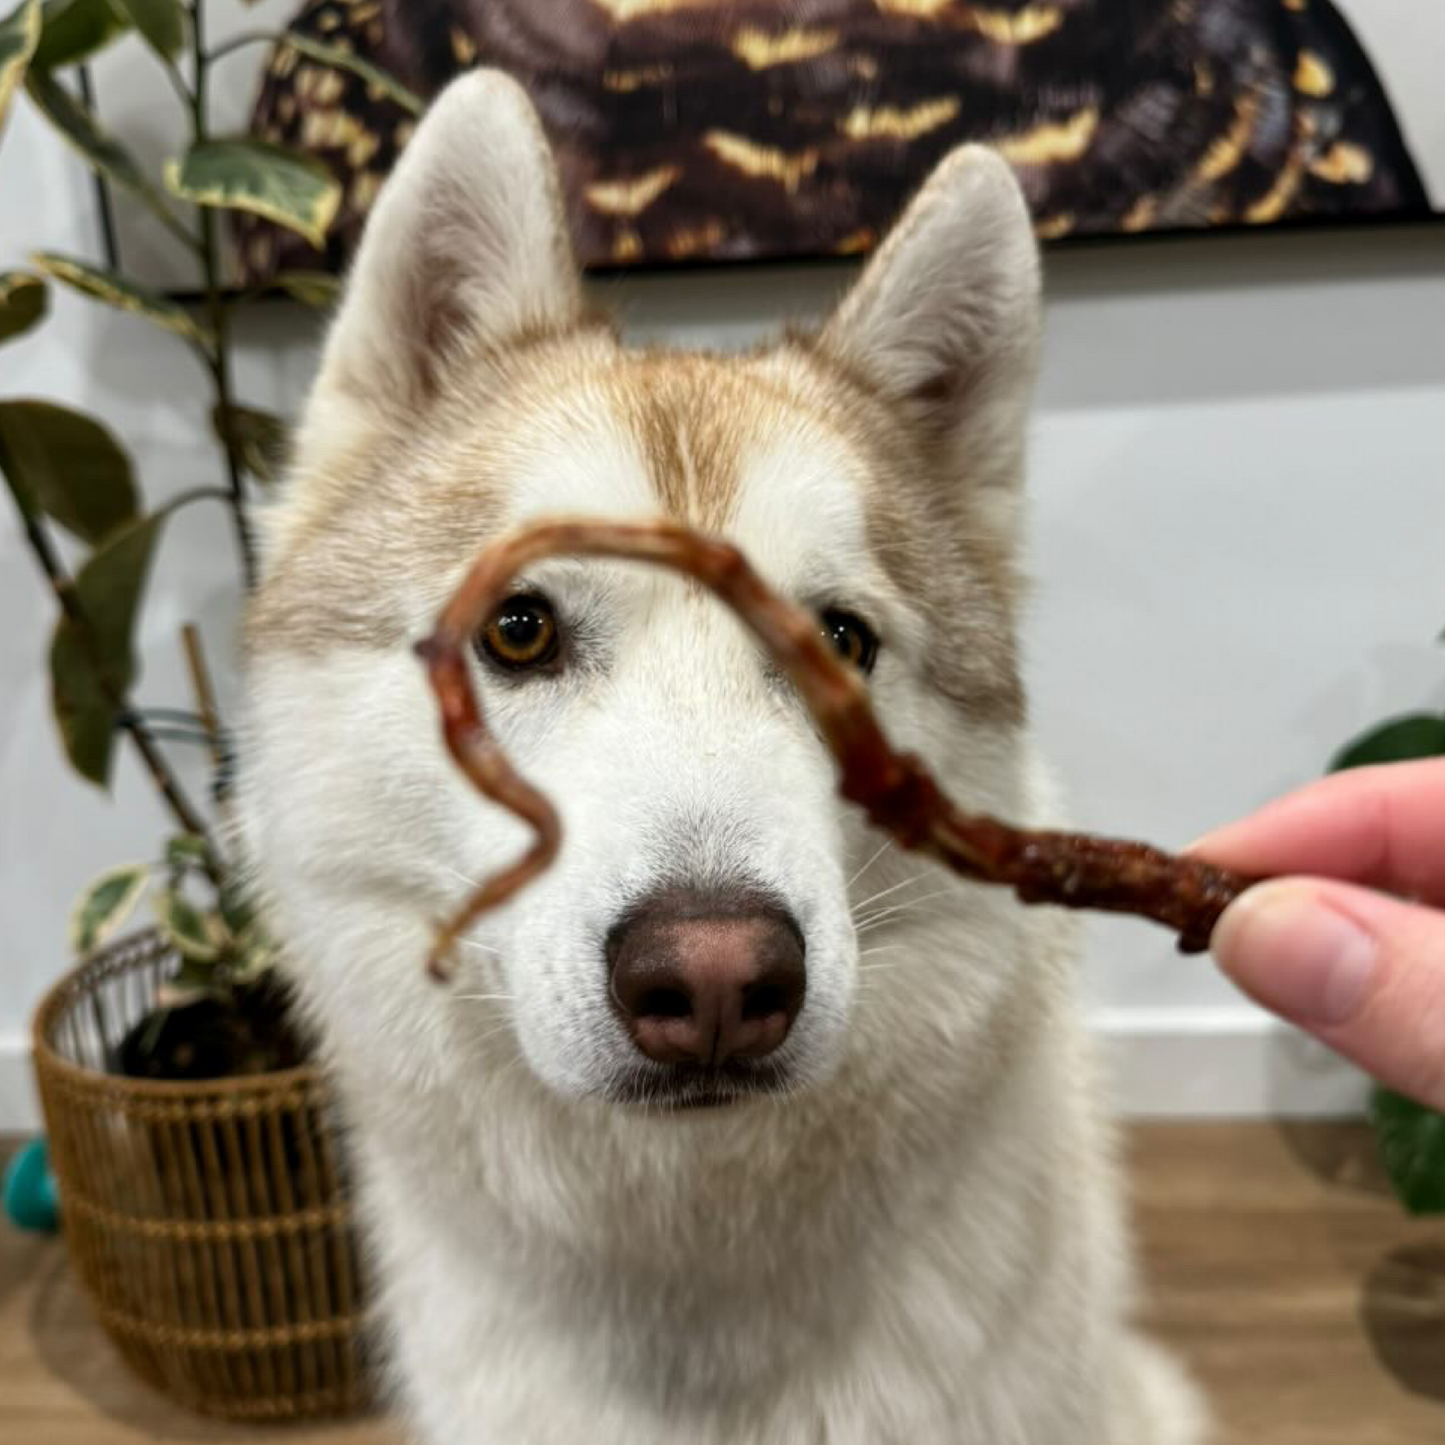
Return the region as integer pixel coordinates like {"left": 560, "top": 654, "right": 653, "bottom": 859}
{"left": 450, "top": 991, "right": 516, "bottom": 1004}
{"left": 854, "top": 888, "right": 957, "bottom": 930}
{"left": 456, "top": 938, "right": 503, "bottom": 956}
{"left": 846, "top": 837, "right": 894, "bottom": 890}
{"left": 850, "top": 870, "right": 932, "bottom": 916}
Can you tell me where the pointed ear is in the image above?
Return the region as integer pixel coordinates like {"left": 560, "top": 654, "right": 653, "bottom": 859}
{"left": 318, "top": 69, "right": 583, "bottom": 410}
{"left": 819, "top": 145, "right": 1041, "bottom": 516}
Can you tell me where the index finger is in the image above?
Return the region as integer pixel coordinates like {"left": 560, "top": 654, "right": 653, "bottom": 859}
{"left": 1191, "top": 758, "right": 1445, "bottom": 905}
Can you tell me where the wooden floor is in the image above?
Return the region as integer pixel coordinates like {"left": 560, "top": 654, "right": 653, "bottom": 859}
{"left": 2, "top": 1123, "right": 1442, "bottom": 1443}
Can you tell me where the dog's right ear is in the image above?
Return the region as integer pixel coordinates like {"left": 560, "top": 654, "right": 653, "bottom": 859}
{"left": 317, "top": 70, "right": 582, "bottom": 411}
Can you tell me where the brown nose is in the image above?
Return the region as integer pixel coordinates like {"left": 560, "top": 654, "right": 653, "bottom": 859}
{"left": 606, "top": 889, "right": 806, "bottom": 1067}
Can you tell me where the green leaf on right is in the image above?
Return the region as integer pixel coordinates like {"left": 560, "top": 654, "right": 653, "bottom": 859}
{"left": 69, "top": 861, "right": 149, "bottom": 954}
{"left": 1328, "top": 714, "right": 1445, "bottom": 773}
{"left": 0, "top": 397, "right": 137, "bottom": 543}
{"left": 49, "top": 508, "right": 170, "bottom": 786}
{"left": 31, "top": 0, "right": 127, "bottom": 72}
{"left": 0, "top": 270, "right": 46, "bottom": 344}
{"left": 31, "top": 251, "right": 212, "bottom": 346}
{"left": 0, "top": 0, "right": 40, "bottom": 138}
{"left": 107, "top": 0, "right": 182, "bottom": 60}
{"left": 165, "top": 139, "right": 341, "bottom": 249}
{"left": 211, "top": 402, "right": 289, "bottom": 484}
{"left": 1371, "top": 1087, "right": 1445, "bottom": 1215}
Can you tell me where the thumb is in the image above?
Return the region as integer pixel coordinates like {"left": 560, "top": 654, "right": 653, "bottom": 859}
{"left": 1211, "top": 879, "right": 1445, "bottom": 1111}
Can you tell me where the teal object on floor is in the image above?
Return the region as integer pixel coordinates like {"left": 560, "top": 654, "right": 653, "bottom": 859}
{"left": 2, "top": 1137, "right": 59, "bottom": 1232}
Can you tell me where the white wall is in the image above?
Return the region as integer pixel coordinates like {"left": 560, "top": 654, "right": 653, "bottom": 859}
{"left": 3, "top": 69, "right": 1444, "bottom": 1128}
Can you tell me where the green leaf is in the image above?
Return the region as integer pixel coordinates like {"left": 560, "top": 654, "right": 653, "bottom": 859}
{"left": 272, "top": 269, "right": 340, "bottom": 308}
{"left": 165, "top": 139, "right": 340, "bottom": 248}
{"left": 211, "top": 402, "right": 287, "bottom": 484}
{"left": 31, "top": 252, "right": 212, "bottom": 346}
{"left": 1329, "top": 714, "right": 1445, "bottom": 773}
{"left": 274, "top": 31, "right": 423, "bottom": 116}
{"left": 165, "top": 832, "right": 211, "bottom": 873}
{"left": 107, "top": 0, "right": 180, "bottom": 60}
{"left": 26, "top": 69, "right": 150, "bottom": 199}
{"left": 32, "top": 0, "right": 127, "bottom": 71}
{"left": 1371, "top": 1087, "right": 1445, "bottom": 1215}
{"left": 69, "top": 861, "right": 149, "bottom": 954}
{"left": 0, "top": 270, "right": 46, "bottom": 344}
{"left": 151, "top": 888, "right": 221, "bottom": 963}
{"left": 49, "top": 508, "right": 169, "bottom": 785}
{"left": 0, "top": 398, "right": 137, "bottom": 543}
{"left": 0, "top": 0, "right": 40, "bottom": 138}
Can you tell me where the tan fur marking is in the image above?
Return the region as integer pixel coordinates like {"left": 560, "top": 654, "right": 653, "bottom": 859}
{"left": 1309, "top": 141, "right": 1373, "bottom": 185}
{"left": 994, "top": 108, "right": 1098, "bottom": 166}
{"left": 704, "top": 132, "right": 820, "bottom": 192}
{"left": 731, "top": 25, "right": 839, "bottom": 70}
{"left": 1245, "top": 147, "right": 1306, "bottom": 223}
{"left": 1121, "top": 195, "right": 1157, "bottom": 232}
{"left": 1294, "top": 50, "right": 1333, "bottom": 97}
{"left": 585, "top": 166, "right": 681, "bottom": 217}
{"left": 1195, "top": 94, "right": 1260, "bottom": 183}
{"left": 603, "top": 64, "right": 674, "bottom": 93}
{"left": 840, "top": 98, "right": 962, "bottom": 142}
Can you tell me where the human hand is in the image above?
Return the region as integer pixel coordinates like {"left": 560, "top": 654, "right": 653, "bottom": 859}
{"left": 1193, "top": 759, "right": 1445, "bottom": 1110}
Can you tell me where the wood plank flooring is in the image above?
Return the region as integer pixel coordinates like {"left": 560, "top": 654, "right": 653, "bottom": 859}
{"left": 2, "top": 1123, "right": 1442, "bottom": 1443}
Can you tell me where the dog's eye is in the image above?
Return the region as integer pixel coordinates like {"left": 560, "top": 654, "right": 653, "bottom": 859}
{"left": 820, "top": 609, "right": 878, "bottom": 675}
{"left": 478, "top": 594, "right": 560, "bottom": 670}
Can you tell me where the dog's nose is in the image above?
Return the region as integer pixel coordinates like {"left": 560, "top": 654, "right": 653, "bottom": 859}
{"left": 606, "top": 889, "right": 806, "bottom": 1066}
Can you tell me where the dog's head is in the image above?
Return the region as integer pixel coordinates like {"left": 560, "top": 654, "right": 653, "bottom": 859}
{"left": 241, "top": 72, "right": 1045, "bottom": 1117}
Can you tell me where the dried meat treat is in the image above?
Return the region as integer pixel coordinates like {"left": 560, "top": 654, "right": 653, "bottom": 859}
{"left": 416, "top": 517, "right": 1254, "bottom": 980}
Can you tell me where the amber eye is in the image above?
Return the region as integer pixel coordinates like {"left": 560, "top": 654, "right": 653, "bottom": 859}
{"left": 820, "top": 609, "right": 878, "bottom": 674}
{"left": 478, "top": 594, "right": 560, "bottom": 670}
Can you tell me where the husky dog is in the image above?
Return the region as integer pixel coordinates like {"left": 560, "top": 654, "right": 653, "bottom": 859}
{"left": 239, "top": 70, "right": 1205, "bottom": 1445}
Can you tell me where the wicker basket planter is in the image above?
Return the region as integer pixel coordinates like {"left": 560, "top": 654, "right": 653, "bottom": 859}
{"left": 31, "top": 930, "right": 372, "bottom": 1422}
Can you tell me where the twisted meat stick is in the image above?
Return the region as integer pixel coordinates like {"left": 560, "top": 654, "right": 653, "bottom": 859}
{"left": 415, "top": 518, "right": 1254, "bottom": 981}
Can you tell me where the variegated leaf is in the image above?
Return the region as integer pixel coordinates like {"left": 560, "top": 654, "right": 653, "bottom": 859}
{"left": 69, "top": 862, "right": 149, "bottom": 955}
{"left": 0, "top": 270, "right": 46, "bottom": 343}
{"left": 0, "top": 0, "right": 39, "bottom": 138}
{"left": 274, "top": 31, "right": 422, "bottom": 116}
{"left": 272, "top": 269, "right": 340, "bottom": 308}
{"left": 165, "top": 139, "right": 340, "bottom": 249}
{"left": 165, "top": 832, "right": 211, "bottom": 873}
{"left": 152, "top": 889, "right": 221, "bottom": 963}
{"left": 31, "top": 252, "right": 212, "bottom": 346}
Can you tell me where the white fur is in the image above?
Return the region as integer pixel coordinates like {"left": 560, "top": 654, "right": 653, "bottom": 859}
{"left": 239, "top": 71, "right": 1206, "bottom": 1445}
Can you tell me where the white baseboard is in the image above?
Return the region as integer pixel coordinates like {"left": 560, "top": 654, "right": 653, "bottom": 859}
{"left": 0, "top": 1033, "right": 39, "bottom": 1134}
{"left": 1090, "top": 1007, "right": 1369, "bottom": 1118}
{"left": 0, "top": 1011, "right": 1368, "bottom": 1134}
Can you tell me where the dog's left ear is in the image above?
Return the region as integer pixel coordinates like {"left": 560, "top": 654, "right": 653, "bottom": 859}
{"left": 316, "top": 69, "right": 582, "bottom": 412}
{"left": 820, "top": 146, "right": 1041, "bottom": 527}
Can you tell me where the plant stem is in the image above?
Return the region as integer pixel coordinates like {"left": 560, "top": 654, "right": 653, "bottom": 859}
{"left": 5, "top": 491, "right": 215, "bottom": 851}
{"left": 180, "top": 621, "right": 224, "bottom": 771}
{"left": 189, "top": 0, "right": 257, "bottom": 589}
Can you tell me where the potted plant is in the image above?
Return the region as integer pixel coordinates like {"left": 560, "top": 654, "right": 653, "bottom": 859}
{"left": 0, "top": 0, "right": 419, "bottom": 1419}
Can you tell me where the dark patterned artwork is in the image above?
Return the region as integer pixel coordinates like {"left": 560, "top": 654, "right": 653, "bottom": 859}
{"left": 234, "top": 0, "right": 1436, "bottom": 283}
